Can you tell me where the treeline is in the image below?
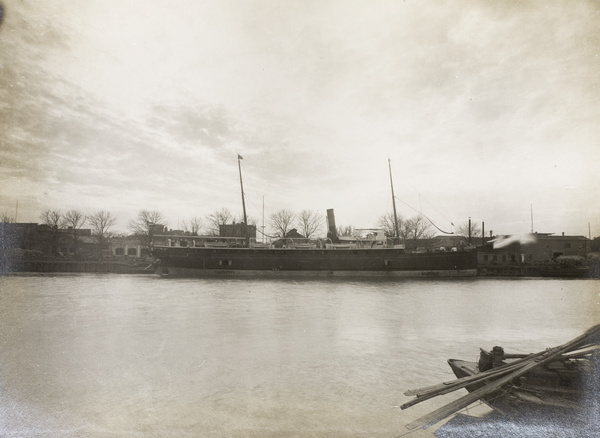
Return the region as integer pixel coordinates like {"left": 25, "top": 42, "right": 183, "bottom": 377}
{"left": 2, "top": 206, "right": 479, "bottom": 247}
{"left": 3, "top": 208, "right": 327, "bottom": 248}
{"left": 37, "top": 209, "right": 117, "bottom": 248}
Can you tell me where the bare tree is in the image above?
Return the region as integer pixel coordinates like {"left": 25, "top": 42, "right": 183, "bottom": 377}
{"left": 88, "top": 210, "right": 117, "bottom": 249}
{"left": 1, "top": 211, "right": 14, "bottom": 223}
{"left": 377, "top": 211, "right": 403, "bottom": 238}
{"left": 128, "top": 210, "right": 166, "bottom": 251}
{"left": 40, "top": 209, "right": 64, "bottom": 229}
{"left": 337, "top": 225, "right": 355, "bottom": 237}
{"left": 269, "top": 210, "right": 296, "bottom": 237}
{"left": 39, "top": 209, "right": 65, "bottom": 255}
{"left": 402, "top": 215, "right": 435, "bottom": 247}
{"left": 297, "top": 210, "right": 324, "bottom": 238}
{"left": 206, "top": 208, "right": 234, "bottom": 235}
{"left": 64, "top": 209, "right": 86, "bottom": 230}
{"left": 456, "top": 219, "right": 482, "bottom": 239}
{"left": 181, "top": 216, "right": 204, "bottom": 235}
{"left": 62, "top": 209, "right": 87, "bottom": 254}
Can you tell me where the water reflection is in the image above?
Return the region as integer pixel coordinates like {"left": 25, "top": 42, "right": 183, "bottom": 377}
{"left": 0, "top": 275, "right": 598, "bottom": 437}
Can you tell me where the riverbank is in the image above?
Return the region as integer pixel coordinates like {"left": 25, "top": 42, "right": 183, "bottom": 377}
{"left": 1, "top": 260, "right": 156, "bottom": 275}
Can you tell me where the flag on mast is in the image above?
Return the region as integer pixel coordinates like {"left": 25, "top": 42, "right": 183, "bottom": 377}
{"left": 238, "top": 154, "right": 243, "bottom": 160}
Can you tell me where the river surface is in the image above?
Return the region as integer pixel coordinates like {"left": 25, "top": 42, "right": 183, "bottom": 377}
{"left": 0, "top": 275, "right": 598, "bottom": 438}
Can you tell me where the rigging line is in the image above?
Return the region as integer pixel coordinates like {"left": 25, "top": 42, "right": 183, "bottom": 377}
{"left": 394, "top": 196, "right": 423, "bottom": 216}
{"left": 419, "top": 194, "right": 453, "bottom": 224}
{"left": 394, "top": 196, "right": 454, "bottom": 235}
{"left": 256, "top": 227, "right": 279, "bottom": 239}
{"left": 413, "top": 195, "right": 454, "bottom": 232}
{"left": 427, "top": 220, "right": 454, "bottom": 235}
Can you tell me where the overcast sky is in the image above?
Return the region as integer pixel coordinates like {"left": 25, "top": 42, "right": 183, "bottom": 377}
{"left": 1, "top": 0, "right": 599, "bottom": 237}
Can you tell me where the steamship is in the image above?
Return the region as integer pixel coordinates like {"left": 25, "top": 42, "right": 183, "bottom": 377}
{"left": 152, "top": 157, "right": 478, "bottom": 278}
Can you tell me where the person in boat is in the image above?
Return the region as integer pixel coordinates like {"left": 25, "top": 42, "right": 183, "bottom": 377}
{"left": 478, "top": 346, "right": 505, "bottom": 371}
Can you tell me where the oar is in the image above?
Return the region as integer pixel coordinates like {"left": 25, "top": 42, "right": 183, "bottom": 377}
{"left": 562, "top": 344, "right": 600, "bottom": 357}
{"left": 401, "top": 360, "right": 532, "bottom": 409}
{"left": 406, "top": 324, "right": 600, "bottom": 430}
{"left": 503, "top": 353, "right": 531, "bottom": 359}
{"left": 403, "top": 350, "right": 546, "bottom": 400}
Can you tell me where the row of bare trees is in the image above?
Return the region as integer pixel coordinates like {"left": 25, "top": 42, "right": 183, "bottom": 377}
{"left": 32, "top": 209, "right": 118, "bottom": 256}
{"left": 377, "top": 212, "right": 435, "bottom": 242}
{"left": 35, "top": 208, "right": 167, "bottom": 254}
{"left": 377, "top": 212, "right": 482, "bottom": 243}
{"left": 33, "top": 207, "right": 229, "bottom": 252}
{"left": 28, "top": 206, "right": 481, "bottom": 252}
{"left": 180, "top": 208, "right": 325, "bottom": 239}
{"left": 268, "top": 210, "right": 323, "bottom": 238}
{"left": 39, "top": 209, "right": 118, "bottom": 246}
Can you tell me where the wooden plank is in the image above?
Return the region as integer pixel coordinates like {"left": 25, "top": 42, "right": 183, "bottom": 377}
{"left": 403, "top": 350, "right": 545, "bottom": 399}
{"left": 400, "top": 361, "right": 527, "bottom": 409}
{"left": 405, "top": 324, "right": 600, "bottom": 430}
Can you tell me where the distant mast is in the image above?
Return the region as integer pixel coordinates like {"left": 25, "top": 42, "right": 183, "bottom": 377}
{"left": 238, "top": 154, "right": 249, "bottom": 247}
{"left": 530, "top": 204, "right": 534, "bottom": 233}
{"left": 388, "top": 159, "right": 400, "bottom": 244}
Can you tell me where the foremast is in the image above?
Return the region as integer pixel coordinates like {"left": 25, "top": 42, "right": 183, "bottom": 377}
{"left": 238, "top": 154, "right": 249, "bottom": 247}
{"left": 388, "top": 158, "right": 400, "bottom": 245}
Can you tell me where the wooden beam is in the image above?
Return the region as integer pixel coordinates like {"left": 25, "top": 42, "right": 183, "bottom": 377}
{"left": 405, "top": 324, "right": 600, "bottom": 430}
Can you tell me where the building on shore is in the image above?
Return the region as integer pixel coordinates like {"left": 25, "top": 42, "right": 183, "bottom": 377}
{"left": 476, "top": 232, "right": 592, "bottom": 276}
{"left": 107, "top": 235, "right": 147, "bottom": 258}
{"left": 0, "top": 222, "right": 97, "bottom": 257}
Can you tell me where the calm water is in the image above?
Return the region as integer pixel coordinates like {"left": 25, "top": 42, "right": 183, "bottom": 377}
{"left": 0, "top": 275, "right": 598, "bottom": 437}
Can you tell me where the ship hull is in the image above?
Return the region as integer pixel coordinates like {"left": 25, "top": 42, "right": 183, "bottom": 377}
{"left": 539, "top": 267, "right": 591, "bottom": 278}
{"left": 152, "top": 247, "right": 478, "bottom": 278}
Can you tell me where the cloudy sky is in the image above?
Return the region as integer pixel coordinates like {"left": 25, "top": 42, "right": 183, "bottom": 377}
{"left": 1, "top": 0, "right": 599, "bottom": 237}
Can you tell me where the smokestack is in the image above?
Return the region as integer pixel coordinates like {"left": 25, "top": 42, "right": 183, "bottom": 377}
{"left": 468, "top": 217, "right": 472, "bottom": 244}
{"left": 326, "top": 209, "right": 339, "bottom": 243}
{"left": 482, "top": 222, "right": 485, "bottom": 246}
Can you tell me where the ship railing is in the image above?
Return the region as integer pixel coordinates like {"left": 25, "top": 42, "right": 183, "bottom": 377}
{"left": 250, "top": 241, "right": 272, "bottom": 249}
{"left": 279, "top": 238, "right": 320, "bottom": 249}
{"left": 325, "top": 243, "right": 357, "bottom": 249}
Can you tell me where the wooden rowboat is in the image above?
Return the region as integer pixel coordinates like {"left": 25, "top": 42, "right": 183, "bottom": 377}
{"left": 402, "top": 324, "right": 600, "bottom": 430}
{"left": 447, "top": 350, "right": 591, "bottom": 415}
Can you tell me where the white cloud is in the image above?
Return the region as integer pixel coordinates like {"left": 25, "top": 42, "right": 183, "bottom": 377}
{"left": 1, "top": 0, "right": 599, "bottom": 236}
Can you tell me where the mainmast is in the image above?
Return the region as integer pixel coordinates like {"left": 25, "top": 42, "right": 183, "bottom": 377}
{"left": 388, "top": 158, "right": 400, "bottom": 243}
{"left": 238, "top": 154, "right": 249, "bottom": 247}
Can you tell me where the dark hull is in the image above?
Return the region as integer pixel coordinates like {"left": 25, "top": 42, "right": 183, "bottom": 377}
{"left": 152, "top": 246, "right": 478, "bottom": 278}
{"left": 539, "top": 267, "right": 591, "bottom": 278}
